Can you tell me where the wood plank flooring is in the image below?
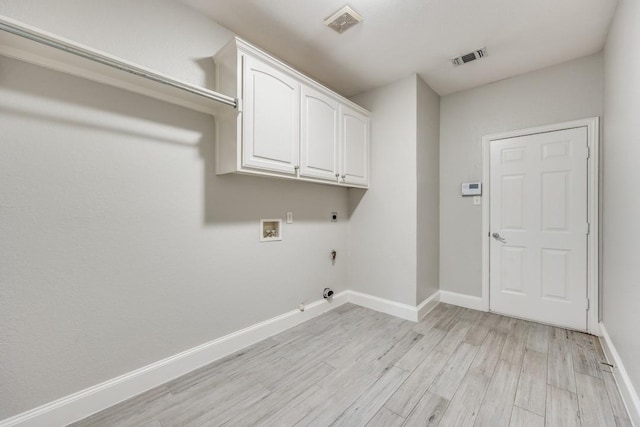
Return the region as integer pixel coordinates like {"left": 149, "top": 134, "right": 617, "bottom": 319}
{"left": 71, "top": 303, "right": 631, "bottom": 427}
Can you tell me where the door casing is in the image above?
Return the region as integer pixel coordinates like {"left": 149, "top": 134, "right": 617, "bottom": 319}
{"left": 481, "top": 117, "right": 600, "bottom": 335}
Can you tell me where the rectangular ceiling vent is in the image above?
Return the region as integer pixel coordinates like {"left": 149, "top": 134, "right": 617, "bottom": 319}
{"left": 324, "top": 6, "right": 363, "bottom": 34}
{"left": 451, "top": 47, "right": 487, "bottom": 66}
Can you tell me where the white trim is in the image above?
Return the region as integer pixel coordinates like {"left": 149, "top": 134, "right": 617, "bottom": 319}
{"left": 1, "top": 290, "right": 447, "bottom": 427}
{"left": 599, "top": 323, "right": 640, "bottom": 426}
{"left": 481, "top": 139, "right": 491, "bottom": 313}
{"left": 347, "top": 291, "right": 421, "bottom": 321}
{"left": 347, "top": 290, "right": 440, "bottom": 322}
{"left": 346, "top": 290, "right": 439, "bottom": 321}
{"left": 439, "top": 290, "right": 484, "bottom": 311}
{"left": 481, "top": 117, "right": 600, "bottom": 334}
{"left": 586, "top": 118, "right": 600, "bottom": 335}
{"left": 416, "top": 292, "right": 441, "bottom": 321}
{"left": 9, "top": 284, "right": 628, "bottom": 427}
{"left": 0, "top": 292, "right": 349, "bottom": 427}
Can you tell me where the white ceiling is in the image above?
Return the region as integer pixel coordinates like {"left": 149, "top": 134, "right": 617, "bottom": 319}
{"left": 180, "top": 0, "right": 618, "bottom": 97}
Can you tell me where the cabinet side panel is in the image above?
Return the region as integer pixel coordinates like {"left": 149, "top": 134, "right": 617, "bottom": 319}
{"left": 216, "top": 115, "right": 240, "bottom": 174}
{"left": 214, "top": 41, "right": 240, "bottom": 174}
{"left": 214, "top": 40, "right": 239, "bottom": 99}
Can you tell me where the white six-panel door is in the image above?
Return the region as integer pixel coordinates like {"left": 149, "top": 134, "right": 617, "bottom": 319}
{"left": 489, "top": 127, "right": 589, "bottom": 330}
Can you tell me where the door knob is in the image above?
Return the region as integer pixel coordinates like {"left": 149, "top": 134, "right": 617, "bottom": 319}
{"left": 492, "top": 232, "right": 507, "bottom": 244}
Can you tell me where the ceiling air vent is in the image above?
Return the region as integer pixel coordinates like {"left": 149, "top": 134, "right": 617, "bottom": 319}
{"left": 451, "top": 47, "right": 488, "bottom": 66}
{"left": 324, "top": 6, "right": 363, "bottom": 34}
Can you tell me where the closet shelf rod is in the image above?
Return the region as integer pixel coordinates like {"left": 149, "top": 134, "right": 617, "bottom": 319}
{"left": 0, "top": 17, "right": 238, "bottom": 109}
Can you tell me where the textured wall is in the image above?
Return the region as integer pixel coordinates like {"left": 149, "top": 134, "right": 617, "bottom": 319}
{"left": 416, "top": 76, "right": 440, "bottom": 303}
{"left": 602, "top": 0, "right": 640, "bottom": 397}
{"left": 439, "top": 53, "right": 604, "bottom": 297}
{"left": 349, "top": 75, "right": 440, "bottom": 306}
{"left": 349, "top": 76, "right": 418, "bottom": 305}
{"left": 0, "top": 1, "right": 348, "bottom": 418}
{"left": 0, "top": 0, "right": 231, "bottom": 88}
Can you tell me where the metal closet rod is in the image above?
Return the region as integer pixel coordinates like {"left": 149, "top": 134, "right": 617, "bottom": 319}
{"left": 0, "top": 18, "right": 237, "bottom": 109}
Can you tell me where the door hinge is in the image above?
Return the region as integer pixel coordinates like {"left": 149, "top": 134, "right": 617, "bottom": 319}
{"left": 586, "top": 146, "right": 591, "bottom": 159}
{"left": 586, "top": 222, "right": 590, "bottom": 235}
{"left": 586, "top": 298, "right": 590, "bottom": 311}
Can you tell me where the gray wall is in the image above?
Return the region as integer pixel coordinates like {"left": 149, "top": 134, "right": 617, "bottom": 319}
{"left": 349, "top": 75, "right": 440, "bottom": 306}
{"left": 602, "top": 0, "right": 640, "bottom": 396}
{"left": 0, "top": 0, "right": 348, "bottom": 418}
{"left": 349, "top": 75, "right": 418, "bottom": 305}
{"left": 416, "top": 77, "right": 440, "bottom": 303}
{"left": 0, "top": 0, "right": 231, "bottom": 89}
{"left": 439, "top": 53, "right": 604, "bottom": 297}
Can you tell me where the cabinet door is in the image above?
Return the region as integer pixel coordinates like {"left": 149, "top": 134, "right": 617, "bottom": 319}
{"left": 300, "top": 86, "right": 339, "bottom": 182}
{"left": 242, "top": 54, "right": 300, "bottom": 175}
{"left": 340, "top": 105, "right": 370, "bottom": 187}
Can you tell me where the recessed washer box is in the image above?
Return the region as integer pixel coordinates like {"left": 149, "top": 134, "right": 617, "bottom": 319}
{"left": 260, "top": 219, "right": 282, "bottom": 242}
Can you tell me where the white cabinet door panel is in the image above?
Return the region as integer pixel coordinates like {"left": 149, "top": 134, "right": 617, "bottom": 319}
{"left": 489, "top": 127, "right": 588, "bottom": 330}
{"left": 242, "top": 54, "right": 300, "bottom": 175}
{"left": 300, "top": 86, "right": 339, "bottom": 182}
{"left": 215, "top": 38, "right": 370, "bottom": 187}
{"left": 340, "top": 105, "right": 369, "bottom": 187}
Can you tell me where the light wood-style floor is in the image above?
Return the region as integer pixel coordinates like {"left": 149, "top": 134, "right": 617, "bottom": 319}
{"left": 72, "top": 303, "right": 631, "bottom": 427}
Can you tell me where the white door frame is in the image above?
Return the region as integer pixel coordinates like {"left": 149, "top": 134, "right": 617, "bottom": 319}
{"left": 481, "top": 117, "right": 600, "bottom": 335}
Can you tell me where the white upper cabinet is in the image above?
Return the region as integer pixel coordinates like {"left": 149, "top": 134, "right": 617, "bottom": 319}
{"left": 340, "top": 105, "right": 370, "bottom": 187}
{"left": 242, "top": 55, "right": 300, "bottom": 175}
{"left": 214, "top": 37, "right": 370, "bottom": 188}
{"left": 300, "top": 86, "right": 339, "bottom": 182}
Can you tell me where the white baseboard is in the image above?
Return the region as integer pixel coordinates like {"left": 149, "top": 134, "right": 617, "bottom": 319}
{"left": 0, "top": 292, "right": 349, "bottom": 427}
{"left": 347, "top": 290, "right": 438, "bottom": 322}
{"left": 9, "top": 289, "right": 623, "bottom": 427}
{"left": 599, "top": 322, "right": 640, "bottom": 426}
{"left": 416, "top": 292, "right": 441, "bottom": 321}
{"left": 347, "top": 291, "right": 418, "bottom": 321}
{"left": 0, "top": 289, "right": 445, "bottom": 427}
{"left": 439, "top": 290, "right": 484, "bottom": 311}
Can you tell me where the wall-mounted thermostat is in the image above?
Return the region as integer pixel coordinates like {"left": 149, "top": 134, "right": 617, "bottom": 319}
{"left": 461, "top": 182, "right": 482, "bottom": 196}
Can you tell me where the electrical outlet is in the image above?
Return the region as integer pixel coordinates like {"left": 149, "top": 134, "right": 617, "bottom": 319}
{"left": 286, "top": 212, "right": 293, "bottom": 223}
